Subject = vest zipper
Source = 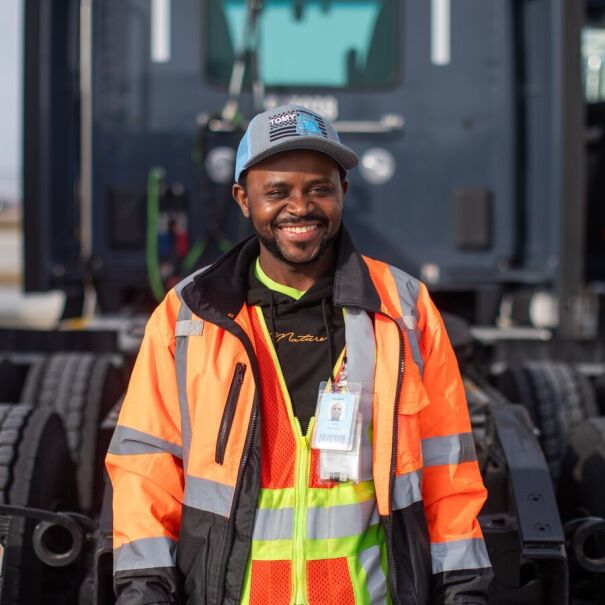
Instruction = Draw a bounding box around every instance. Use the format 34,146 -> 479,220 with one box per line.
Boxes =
293,418 -> 311,604
216,362 -> 247,464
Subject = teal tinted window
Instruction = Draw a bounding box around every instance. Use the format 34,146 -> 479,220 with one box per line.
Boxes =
206,0 -> 398,89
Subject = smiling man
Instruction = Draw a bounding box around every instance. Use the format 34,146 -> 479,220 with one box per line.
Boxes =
107,105 -> 492,604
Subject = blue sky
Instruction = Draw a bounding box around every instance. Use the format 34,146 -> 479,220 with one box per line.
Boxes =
0,0 -> 22,202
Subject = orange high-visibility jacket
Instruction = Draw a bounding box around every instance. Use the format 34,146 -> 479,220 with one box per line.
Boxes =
106,229 -> 492,604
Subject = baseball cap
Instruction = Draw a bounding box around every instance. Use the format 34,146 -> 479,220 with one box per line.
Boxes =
234,104 -> 358,182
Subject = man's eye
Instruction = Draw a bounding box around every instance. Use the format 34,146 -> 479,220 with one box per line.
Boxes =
310,187 -> 331,195
267,190 -> 287,198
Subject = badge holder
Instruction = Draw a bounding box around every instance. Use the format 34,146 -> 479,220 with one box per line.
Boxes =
312,381 -> 363,483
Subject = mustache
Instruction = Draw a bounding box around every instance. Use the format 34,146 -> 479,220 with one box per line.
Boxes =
272,214 -> 328,228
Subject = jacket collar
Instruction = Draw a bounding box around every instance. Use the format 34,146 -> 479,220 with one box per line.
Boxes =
181,226 -> 381,325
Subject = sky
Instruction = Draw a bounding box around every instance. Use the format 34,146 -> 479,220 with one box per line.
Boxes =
0,0 -> 22,203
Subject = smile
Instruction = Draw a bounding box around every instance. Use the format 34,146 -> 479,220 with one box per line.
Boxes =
279,224 -> 320,234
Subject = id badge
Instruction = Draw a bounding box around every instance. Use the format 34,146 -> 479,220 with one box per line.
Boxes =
319,414 -> 362,483
312,382 -> 361,452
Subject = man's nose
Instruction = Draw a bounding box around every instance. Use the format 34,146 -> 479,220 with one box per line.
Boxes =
286,191 -> 312,216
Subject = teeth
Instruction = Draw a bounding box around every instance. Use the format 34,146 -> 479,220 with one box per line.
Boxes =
282,225 -> 318,234
283,225 -> 317,233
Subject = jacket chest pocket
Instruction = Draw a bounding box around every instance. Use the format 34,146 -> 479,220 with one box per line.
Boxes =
396,397 -> 429,473
215,362 -> 246,465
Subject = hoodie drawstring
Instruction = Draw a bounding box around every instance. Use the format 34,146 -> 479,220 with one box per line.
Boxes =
268,293 -> 277,343
321,297 -> 336,386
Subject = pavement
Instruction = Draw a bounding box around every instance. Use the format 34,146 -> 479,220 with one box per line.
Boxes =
0,204 -> 64,328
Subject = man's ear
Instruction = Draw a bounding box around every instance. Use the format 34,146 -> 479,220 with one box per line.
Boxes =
232,183 -> 250,218
341,178 -> 349,195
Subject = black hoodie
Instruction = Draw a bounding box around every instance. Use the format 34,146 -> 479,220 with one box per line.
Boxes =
247,264 -> 345,434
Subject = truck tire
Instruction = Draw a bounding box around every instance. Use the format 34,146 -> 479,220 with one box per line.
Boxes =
18,356 -> 47,405
539,362 -> 584,431
19,353 -> 124,513
0,404 -> 79,605
495,364 -> 537,423
594,374 -> 605,415
573,370 -> 599,418
0,359 -> 28,404
523,361 -> 567,480
560,417 -> 605,520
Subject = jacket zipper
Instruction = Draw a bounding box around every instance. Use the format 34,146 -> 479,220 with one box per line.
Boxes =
215,325 -> 260,605
381,311 -> 405,604
216,362 -> 247,464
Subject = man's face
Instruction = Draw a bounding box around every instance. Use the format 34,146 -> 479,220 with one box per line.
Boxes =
330,402 -> 343,421
233,150 -> 347,266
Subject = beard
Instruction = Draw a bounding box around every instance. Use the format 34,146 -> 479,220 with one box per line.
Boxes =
253,215 -> 340,267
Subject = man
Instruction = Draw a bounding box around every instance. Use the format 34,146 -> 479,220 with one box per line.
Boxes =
106,104 -> 492,604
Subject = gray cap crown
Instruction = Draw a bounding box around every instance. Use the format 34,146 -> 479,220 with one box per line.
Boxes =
234,104 -> 358,182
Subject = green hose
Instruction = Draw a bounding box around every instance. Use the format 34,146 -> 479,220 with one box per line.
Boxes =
182,239 -> 206,273
146,167 -> 166,302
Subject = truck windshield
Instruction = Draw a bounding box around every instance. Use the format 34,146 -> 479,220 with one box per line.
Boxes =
206,0 -> 398,89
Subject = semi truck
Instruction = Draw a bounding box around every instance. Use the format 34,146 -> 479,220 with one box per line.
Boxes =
1,0 -> 605,602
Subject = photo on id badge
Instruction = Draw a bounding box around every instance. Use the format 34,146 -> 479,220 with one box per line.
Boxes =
313,384 -> 360,451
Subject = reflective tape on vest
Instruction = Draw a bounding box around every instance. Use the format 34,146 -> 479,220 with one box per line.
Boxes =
108,425 -> 182,459
421,432 -> 477,467
359,545 -> 388,604
430,537 -> 491,573
252,507 -> 294,541
183,475 -> 234,518
392,469 -> 422,510
114,536 -> 176,572
307,499 -> 380,540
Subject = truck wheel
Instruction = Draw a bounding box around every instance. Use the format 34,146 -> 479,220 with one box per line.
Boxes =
538,361 -> 585,441
19,353 -> 124,513
573,369 -> 599,418
523,361 -> 567,480
595,374 -> 605,415
18,356 -> 47,405
560,417 -> 605,520
0,404 -> 80,605
495,364 -> 538,423
0,359 -> 28,404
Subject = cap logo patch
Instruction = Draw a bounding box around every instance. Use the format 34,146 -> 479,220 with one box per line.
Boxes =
269,110 -> 328,142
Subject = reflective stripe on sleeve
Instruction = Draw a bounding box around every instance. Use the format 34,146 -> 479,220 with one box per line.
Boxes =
392,469 -> 422,510
430,537 -> 491,573
421,432 -> 477,467
359,545 -> 388,604
307,499 -> 379,540
113,536 -> 176,572
175,304 -> 192,471
174,267 -> 208,470
183,474 -> 234,518
108,425 -> 182,459
344,308 -> 376,482
388,266 -> 424,376
252,507 -> 294,541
